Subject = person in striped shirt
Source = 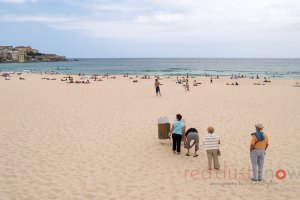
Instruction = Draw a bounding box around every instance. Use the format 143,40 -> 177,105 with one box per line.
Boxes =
203,127 -> 220,170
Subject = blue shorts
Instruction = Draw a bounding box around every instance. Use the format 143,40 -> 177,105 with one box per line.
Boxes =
156,87 -> 160,93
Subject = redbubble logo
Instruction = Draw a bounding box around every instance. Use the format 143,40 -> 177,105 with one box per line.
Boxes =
185,162 -> 299,182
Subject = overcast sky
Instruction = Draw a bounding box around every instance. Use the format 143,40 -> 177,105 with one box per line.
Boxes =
0,0 -> 300,58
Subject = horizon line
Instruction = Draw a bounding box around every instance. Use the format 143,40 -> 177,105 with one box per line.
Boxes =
67,57 -> 300,59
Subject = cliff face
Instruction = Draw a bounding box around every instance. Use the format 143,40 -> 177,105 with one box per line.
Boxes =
26,52 -> 67,62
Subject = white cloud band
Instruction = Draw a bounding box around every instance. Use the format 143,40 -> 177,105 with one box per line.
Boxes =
1,0 -> 300,40
0,0 -> 37,4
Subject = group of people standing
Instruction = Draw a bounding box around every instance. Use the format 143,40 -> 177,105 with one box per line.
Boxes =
168,114 -> 269,181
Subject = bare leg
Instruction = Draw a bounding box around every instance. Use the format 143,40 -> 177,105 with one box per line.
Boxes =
190,141 -> 198,157
186,148 -> 190,156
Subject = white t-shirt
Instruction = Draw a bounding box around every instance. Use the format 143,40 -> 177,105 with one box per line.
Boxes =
203,133 -> 220,150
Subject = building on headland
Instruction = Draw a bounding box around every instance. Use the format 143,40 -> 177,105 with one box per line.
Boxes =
0,45 -> 66,63
0,49 -> 11,60
11,50 -> 19,61
15,46 -> 33,54
0,46 -> 13,51
18,51 -> 25,63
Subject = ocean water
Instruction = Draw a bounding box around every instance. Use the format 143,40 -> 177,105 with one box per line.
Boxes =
1,58 -> 300,79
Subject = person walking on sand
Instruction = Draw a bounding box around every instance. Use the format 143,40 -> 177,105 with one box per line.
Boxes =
250,123 -> 269,181
203,127 -> 220,170
184,128 -> 199,157
169,114 -> 185,154
155,79 -> 161,96
185,79 -> 190,91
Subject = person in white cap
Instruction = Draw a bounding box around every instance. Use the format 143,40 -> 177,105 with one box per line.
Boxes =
250,123 -> 269,181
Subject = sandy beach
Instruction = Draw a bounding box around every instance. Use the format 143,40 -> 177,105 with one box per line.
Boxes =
1,73 -> 300,200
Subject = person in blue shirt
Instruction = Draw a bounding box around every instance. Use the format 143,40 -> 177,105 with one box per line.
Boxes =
169,114 -> 185,154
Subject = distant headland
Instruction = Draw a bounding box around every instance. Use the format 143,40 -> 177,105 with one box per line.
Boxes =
0,46 -> 67,63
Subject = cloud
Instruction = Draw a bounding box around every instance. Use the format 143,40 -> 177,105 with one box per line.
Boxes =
1,0 -> 300,41
0,0 -> 37,4
1,14 -> 73,23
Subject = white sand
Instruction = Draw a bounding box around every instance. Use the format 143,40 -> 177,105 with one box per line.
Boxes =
0,73 -> 300,200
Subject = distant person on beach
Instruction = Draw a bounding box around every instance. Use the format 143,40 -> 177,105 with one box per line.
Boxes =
203,127 -> 220,170
250,123 -> 269,181
184,128 -> 199,157
193,80 -> 201,86
155,79 -> 161,96
294,82 -> 300,87
185,79 -> 190,91
193,80 -> 197,86
176,77 -> 182,84
210,77 -> 213,84
169,114 -> 185,154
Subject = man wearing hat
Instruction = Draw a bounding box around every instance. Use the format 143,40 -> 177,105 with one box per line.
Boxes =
250,123 -> 269,181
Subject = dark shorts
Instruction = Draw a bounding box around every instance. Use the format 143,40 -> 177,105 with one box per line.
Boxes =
156,87 -> 160,93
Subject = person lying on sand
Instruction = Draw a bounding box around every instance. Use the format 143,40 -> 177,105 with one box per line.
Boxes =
253,83 -> 265,86
74,80 -> 90,84
81,80 -> 90,84
19,77 -> 25,80
263,78 -> 271,83
2,73 -> 10,77
226,82 -> 239,85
